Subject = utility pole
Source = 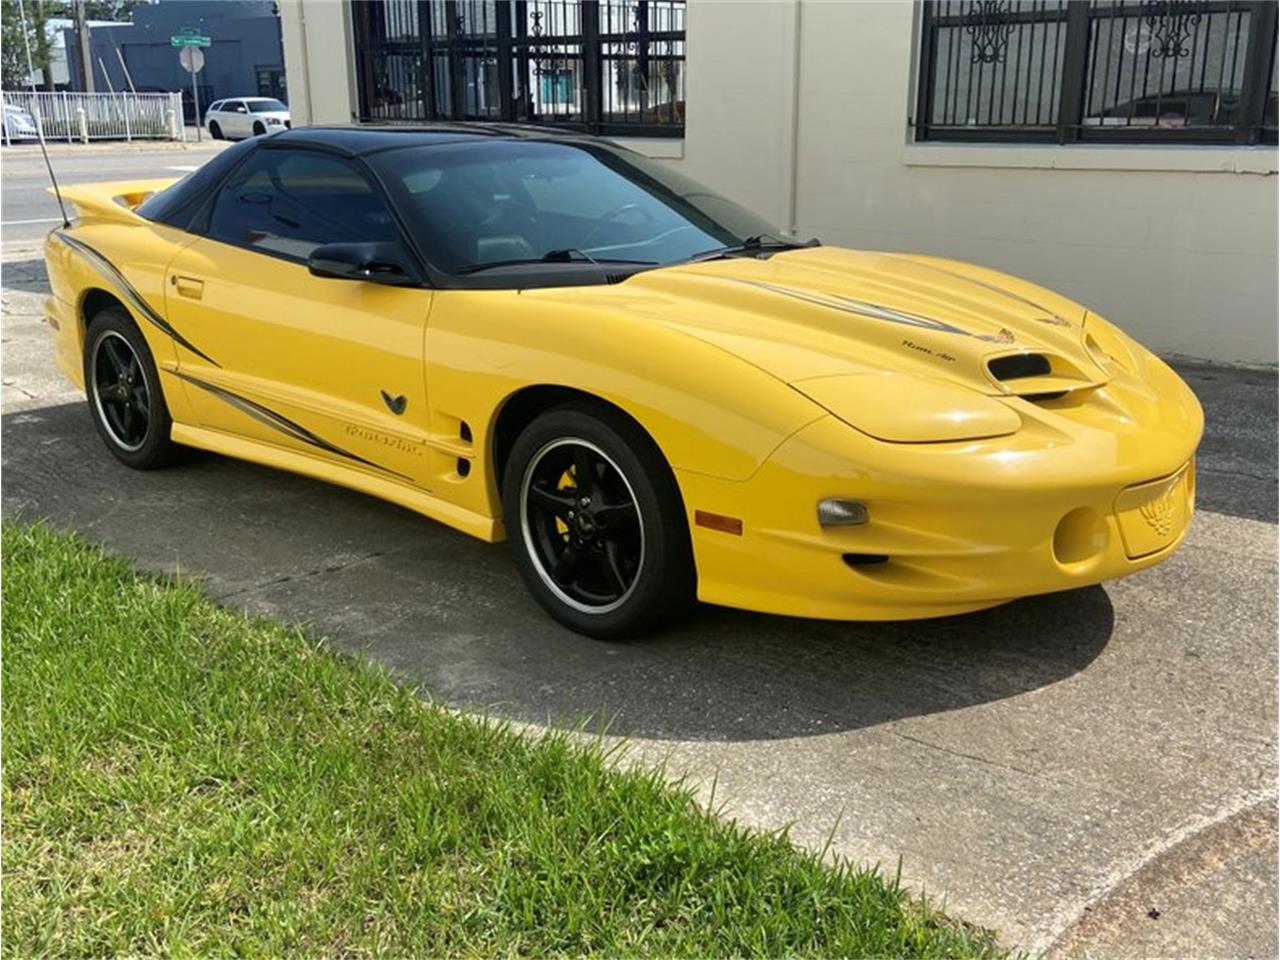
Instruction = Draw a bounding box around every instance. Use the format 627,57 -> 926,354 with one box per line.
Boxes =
73,0 -> 94,92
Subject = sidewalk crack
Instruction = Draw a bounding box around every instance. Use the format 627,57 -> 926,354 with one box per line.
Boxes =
213,550 -> 386,601
890,730 -> 1104,795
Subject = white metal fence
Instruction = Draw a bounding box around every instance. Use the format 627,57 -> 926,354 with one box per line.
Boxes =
1,91 -> 185,144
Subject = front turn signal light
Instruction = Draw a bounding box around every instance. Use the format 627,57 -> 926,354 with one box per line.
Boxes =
818,499 -> 869,527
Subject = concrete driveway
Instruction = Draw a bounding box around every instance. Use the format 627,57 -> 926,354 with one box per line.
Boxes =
3,223 -> 1276,955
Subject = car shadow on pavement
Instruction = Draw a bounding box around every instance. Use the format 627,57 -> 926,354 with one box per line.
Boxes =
3,401 -> 1113,743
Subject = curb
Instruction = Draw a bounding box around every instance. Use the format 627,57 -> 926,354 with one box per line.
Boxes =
2,139 -> 230,156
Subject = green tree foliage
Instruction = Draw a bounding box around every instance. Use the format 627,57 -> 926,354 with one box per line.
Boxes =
2,0 -> 41,90
2,0 -> 143,91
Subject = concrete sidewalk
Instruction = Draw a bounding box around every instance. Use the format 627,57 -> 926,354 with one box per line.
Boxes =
2,241 -> 1276,956
1,133 -> 230,155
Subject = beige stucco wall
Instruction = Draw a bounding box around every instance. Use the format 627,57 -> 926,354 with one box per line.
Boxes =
279,0 -> 357,126
279,0 -> 1279,364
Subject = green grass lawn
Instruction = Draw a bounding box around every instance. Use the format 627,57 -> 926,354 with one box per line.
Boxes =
2,519 -> 1005,957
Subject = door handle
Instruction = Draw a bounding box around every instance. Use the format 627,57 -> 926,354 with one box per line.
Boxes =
172,275 -> 204,300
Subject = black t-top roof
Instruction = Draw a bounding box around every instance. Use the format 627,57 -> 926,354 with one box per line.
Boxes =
268,123 -> 602,156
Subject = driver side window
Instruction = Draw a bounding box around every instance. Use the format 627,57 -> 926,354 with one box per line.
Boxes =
205,148 -> 399,261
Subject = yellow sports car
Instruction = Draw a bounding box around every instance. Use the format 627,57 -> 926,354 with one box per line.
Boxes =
42,125 -> 1202,638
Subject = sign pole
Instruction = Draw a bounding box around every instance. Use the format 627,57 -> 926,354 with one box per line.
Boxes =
191,65 -> 201,141
174,32 -> 210,141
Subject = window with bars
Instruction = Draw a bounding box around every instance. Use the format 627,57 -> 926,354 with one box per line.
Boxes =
350,0 -> 686,136
915,1 -> 1278,144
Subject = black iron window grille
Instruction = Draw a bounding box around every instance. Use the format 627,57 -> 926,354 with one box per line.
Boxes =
915,0 -> 1278,144
351,0 -> 686,136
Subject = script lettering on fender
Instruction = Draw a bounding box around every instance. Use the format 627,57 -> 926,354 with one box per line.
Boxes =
344,423 -> 423,456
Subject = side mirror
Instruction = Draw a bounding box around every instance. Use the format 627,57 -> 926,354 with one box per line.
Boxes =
308,242 -> 420,287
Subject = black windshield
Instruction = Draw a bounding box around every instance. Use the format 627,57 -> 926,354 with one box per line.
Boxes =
366,139 -> 780,275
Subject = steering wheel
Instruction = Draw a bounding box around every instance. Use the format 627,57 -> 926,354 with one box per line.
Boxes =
581,203 -> 655,247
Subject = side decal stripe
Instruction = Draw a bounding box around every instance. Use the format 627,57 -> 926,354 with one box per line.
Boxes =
172,371 -> 413,482
55,231 -> 221,367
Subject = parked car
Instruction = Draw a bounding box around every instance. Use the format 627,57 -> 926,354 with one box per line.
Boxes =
40,125 -> 1203,638
205,97 -> 290,140
2,103 -> 39,142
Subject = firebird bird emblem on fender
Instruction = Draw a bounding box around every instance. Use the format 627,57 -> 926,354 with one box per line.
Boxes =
1139,487 -> 1178,536
381,390 -> 407,415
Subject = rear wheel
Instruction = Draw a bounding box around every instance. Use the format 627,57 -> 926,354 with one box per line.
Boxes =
209,120 -> 222,139
83,306 -> 179,470
252,120 -> 266,136
502,403 -> 695,639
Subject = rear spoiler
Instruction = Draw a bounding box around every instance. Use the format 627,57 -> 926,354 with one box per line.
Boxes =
46,178 -> 178,225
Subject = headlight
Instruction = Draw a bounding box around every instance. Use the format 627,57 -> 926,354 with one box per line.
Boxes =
791,372 -> 1021,443
267,117 -> 285,125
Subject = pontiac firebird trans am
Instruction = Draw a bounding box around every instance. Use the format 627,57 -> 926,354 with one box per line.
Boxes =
42,125 -> 1203,638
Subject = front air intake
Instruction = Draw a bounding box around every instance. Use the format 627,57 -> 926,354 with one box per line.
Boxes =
988,353 -> 1051,381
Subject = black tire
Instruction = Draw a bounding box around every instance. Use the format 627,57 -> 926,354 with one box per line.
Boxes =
83,306 -> 179,470
209,120 -> 222,140
502,402 -> 695,639
252,121 -> 266,136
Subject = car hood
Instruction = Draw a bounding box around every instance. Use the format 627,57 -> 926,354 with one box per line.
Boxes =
610,246 -> 1110,399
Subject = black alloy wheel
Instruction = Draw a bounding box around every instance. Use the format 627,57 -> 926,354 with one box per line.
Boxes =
209,120 -> 222,139
503,403 -> 695,639
522,438 -> 643,613
92,330 -> 150,451
83,305 -> 179,470
252,120 -> 266,136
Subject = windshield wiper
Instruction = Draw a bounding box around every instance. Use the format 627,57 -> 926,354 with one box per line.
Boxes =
455,253 -> 659,275
541,248 -> 596,263
690,233 -> 820,262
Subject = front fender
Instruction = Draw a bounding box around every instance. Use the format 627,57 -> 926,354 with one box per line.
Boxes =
425,287 -> 824,521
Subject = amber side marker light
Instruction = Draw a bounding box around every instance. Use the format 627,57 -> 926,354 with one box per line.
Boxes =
695,510 -> 743,535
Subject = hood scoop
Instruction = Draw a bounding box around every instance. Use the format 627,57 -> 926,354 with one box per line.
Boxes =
985,350 -> 1104,402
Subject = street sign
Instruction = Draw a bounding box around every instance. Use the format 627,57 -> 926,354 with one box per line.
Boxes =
171,30 -> 211,47
178,46 -> 204,73
177,44 -> 207,143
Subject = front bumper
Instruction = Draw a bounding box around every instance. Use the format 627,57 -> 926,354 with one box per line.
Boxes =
678,358 -> 1203,621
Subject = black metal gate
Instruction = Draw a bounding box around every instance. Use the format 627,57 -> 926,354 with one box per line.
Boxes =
351,0 -> 686,136
915,0 -> 1278,144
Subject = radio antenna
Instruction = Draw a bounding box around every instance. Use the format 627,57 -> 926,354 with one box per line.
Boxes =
17,0 -> 71,228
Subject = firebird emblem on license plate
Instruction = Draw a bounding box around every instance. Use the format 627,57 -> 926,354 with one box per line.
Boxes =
1139,486 -> 1177,536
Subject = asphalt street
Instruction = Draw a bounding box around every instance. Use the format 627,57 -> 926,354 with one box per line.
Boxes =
2,143 -> 1276,956
1,140 -> 229,242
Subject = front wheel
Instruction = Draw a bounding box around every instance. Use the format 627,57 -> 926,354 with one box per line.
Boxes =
208,120 -> 222,139
502,403 -> 695,639
252,121 -> 266,136
83,306 -> 179,470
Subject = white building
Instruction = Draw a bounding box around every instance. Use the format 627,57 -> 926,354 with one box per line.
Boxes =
280,0 -> 1278,364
